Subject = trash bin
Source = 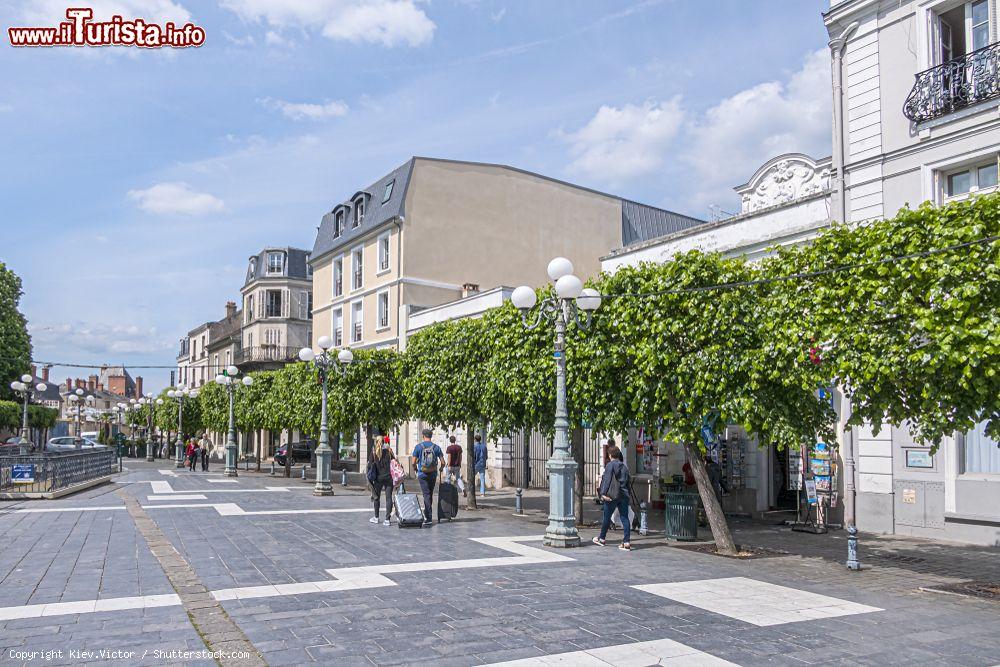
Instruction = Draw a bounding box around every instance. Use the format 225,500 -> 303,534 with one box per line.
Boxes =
664,492 -> 699,541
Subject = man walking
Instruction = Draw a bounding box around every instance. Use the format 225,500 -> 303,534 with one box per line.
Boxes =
445,435 -> 466,497
199,433 -> 211,471
473,433 -> 488,496
411,428 -> 445,526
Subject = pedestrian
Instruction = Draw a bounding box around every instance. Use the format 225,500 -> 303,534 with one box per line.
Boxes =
593,444 -> 631,551
473,433 -> 488,496
368,437 -> 397,526
200,438 -> 210,471
444,435 -> 466,497
411,428 -> 445,526
189,441 -> 200,471
185,439 -> 195,469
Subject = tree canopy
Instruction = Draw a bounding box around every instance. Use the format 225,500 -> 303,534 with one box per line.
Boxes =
0,263 -> 32,402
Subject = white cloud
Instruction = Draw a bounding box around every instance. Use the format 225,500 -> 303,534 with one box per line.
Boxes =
221,30 -> 254,46
258,97 -> 350,121
127,182 -> 225,216
17,0 -> 190,25
0,103 -> 12,113
220,0 -> 435,47
559,98 -> 685,186
30,322 -> 174,356
491,8 -> 507,22
683,49 -> 832,208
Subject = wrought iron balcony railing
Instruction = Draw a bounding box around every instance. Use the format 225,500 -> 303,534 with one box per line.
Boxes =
235,345 -> 298,364
904,42 -> 1000,123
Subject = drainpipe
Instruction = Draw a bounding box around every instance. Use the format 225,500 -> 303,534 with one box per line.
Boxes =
829,21 -> 860,225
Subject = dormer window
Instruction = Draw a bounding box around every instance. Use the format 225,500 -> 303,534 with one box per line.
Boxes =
383,180 -> 394,203
267,252 -> 285,275
353,199 -> 364,228
248,258 -> 256,277
334,210 -> 345,238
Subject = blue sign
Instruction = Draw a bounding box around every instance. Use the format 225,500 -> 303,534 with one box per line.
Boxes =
12,464 -> 35,484
553,351 -> 563,359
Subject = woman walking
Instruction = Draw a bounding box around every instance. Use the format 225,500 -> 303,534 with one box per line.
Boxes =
369,437 -> 397,526
593,444 -> 631,551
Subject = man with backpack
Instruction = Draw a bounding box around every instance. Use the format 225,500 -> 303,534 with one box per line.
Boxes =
411,428 -> 445,526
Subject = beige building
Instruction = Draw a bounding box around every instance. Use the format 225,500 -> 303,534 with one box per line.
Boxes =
309,156 -> 704,469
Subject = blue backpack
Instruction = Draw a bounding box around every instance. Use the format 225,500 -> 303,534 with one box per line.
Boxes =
418,444 -> 438,474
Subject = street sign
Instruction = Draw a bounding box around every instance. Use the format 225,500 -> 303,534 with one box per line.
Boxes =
12,464 -> 35,484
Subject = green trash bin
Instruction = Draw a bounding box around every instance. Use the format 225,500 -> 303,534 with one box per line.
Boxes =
664,492 -> 699,541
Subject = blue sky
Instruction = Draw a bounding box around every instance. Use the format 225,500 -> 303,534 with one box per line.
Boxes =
0,0 -> 831,391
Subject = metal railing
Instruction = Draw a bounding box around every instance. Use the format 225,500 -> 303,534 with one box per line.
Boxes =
0,449 -> 117,494
904,42 -> 1000,122
235,346 -> 299,364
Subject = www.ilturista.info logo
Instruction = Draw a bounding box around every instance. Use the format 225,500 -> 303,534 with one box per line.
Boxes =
8,7 -> 206,48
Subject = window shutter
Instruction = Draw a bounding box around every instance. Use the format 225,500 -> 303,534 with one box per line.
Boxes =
282,289 -> 290,318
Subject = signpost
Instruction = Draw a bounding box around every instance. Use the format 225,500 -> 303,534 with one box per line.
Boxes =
12,464 -> 35,484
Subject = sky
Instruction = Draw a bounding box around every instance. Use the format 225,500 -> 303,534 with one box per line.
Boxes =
0,0 -> 832,392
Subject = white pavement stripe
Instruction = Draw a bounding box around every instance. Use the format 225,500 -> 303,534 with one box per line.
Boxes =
158,470 -> 178,477
213,536 -> 572,601
633,577 -> 882,626
3,503 -> 372,517
146,494 -> 207,501
206,479 -> 239,484
0,506 -> 125,514
0,536 -> 571,619
483,638 -> 738,666
142,480 -> 298,494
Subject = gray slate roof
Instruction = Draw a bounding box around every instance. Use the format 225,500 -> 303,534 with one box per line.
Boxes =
245,247 -> 312,285
207,309 -> 242,351
311,160 -> 412,263
98,366 -> 135,396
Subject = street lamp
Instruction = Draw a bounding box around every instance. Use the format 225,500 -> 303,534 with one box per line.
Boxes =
67,388 -> 85,437
167,387 -> 193,469
216,365 -> 252,477
513,257 -> 602,548
299,336 -> 353,496
138,393 -> 154,461
9,374 -> 47,451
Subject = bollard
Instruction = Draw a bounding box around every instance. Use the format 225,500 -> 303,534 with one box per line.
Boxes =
269,461 -> 275,476
301,465 -> 307,480
639,501 -> 649,536
846,525 -> 861,570
515,488 -> 523,515
341,467 -> 348,487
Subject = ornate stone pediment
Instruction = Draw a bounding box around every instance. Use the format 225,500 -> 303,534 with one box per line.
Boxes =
735,154 -> 832,214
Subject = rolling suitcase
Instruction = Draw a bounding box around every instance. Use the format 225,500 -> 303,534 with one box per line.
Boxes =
394,485 -> 425,528
438,481 -> 459,522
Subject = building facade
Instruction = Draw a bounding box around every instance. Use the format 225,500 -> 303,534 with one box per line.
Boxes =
309,156 -> 705,469
824,0 -> 1000,544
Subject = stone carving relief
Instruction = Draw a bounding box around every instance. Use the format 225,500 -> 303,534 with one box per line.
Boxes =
738,156 -> 831,214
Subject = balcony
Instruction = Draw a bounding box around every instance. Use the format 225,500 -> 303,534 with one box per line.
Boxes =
235,345 -> 298,365
904,42 -> 1000,123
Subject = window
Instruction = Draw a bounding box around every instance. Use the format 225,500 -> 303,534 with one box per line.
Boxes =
335,210 -> 345,238
351,301 -> 363,343
226,350 -> 231,366
971,0 -> 989,52
305,253 -> 312,277
248,258 -> 256,278
333,257 -> 343,297
246,294 -> 254,323
963,421 -> 1000,473
267,252 -> 284,275
378,233 -> 390,272
298,290 -> 310,319
377,290 -> 390,330
944,157 -> 999,198
333,308 -> 343,347
351,247 -> 363,290
353,199 -> 364,228
265,289 -> 283,318
247,332 -> 252,349
382,179 -> 394,203
936,1 -> 992,63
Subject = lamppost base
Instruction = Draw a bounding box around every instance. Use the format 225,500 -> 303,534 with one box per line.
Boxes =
175,460 -> 185,469
146,455 -> 155,463
313,484 -> 334,497
543,532 -> 581,549
224,468 -> 239,478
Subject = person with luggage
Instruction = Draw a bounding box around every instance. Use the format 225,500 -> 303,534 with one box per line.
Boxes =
368,438 -> 397,526
593,444 -> 632,551
473,433 -> 488,496
444,435 -> 466,497
411,428 -> 445,526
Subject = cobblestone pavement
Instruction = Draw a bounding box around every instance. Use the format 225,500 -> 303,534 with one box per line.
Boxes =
0,460 -> 998,666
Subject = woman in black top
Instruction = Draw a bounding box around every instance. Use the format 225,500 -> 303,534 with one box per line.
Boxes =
369,440 -> 396,526
593,445 -> 631,550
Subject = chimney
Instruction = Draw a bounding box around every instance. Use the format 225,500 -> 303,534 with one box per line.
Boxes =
75,379 -> 84,390
97,383 -> 104,392
461,283 -> 480,298
135,376 -> 143,397
66,378 -> 73,392
225,301 -> 237,319
30,364 -> 37,378
41,367 -> 49,382
88,375 -> 97,392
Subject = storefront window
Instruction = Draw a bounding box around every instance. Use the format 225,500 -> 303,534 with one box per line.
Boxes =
963,422 -> 1000,474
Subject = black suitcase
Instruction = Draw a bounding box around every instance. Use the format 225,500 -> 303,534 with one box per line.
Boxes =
394,487 -> 425,528
438,481 -> 459,522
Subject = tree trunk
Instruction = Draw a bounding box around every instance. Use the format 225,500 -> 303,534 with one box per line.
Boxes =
571,428 -> 585,526
682,439 -> 738,556
465,423 -> 478,510
284,430 -> 292,478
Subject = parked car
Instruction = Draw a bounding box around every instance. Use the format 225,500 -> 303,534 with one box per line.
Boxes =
45,436 -> 109,453
274,440 -> 315,466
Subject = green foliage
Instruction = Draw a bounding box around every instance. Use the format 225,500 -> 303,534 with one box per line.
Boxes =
327,349 -> 408,435
770,193 -> 1000,448
0,263 -> 32,402
154,389 -> 203,438
0,401 -> 58,430
196,381 -> 228,433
